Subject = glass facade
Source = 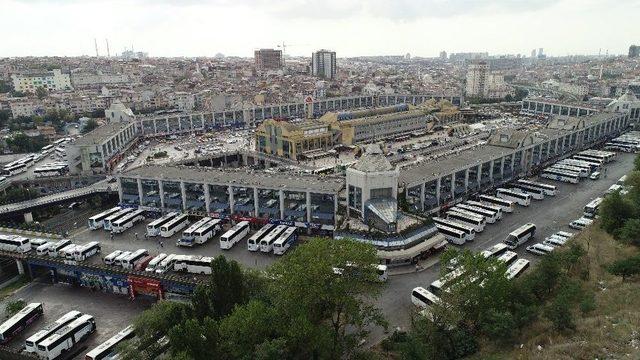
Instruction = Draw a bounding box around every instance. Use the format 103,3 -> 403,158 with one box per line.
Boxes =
209,185 -> 230,216
232,186 -> 255,217
141,180 -> 160,208
184,182 -> 206,212
121,178 -> 139,205
163,181 -> 183,211
284,190 -> 306,221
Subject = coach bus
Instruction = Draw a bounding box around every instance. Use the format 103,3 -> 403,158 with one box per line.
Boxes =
177,217 -> 212,247
446,210 -> 485,232
247,223 -> 275,251
103,208 -> 134,231
540,168 -> 580,184
496,250 -> 518,267
429,267 -> 465,296
88,207 -> 122,230
47,239 -> 72,257
36,314 -> 96,360
505,259 -> 530,280
121,249 -> 149,270
496,188 -> 531,206
453,203 -> 500,223
258,224 -> 287,253
411,287 -> 440,309
160,214 -> 190,238
559,158 -> 601,172
579,150 -> 615,163
111,209 -> 145,234
3,163 -> 27,176
25,310 -> 82,353
85,324 -> 135,360
146,212 -> 178,237
144,253 -> 168,273
220,221 -> 250,250
464,201 -> 503,219
174,255 -> 213,275
504,223 -> 536,249
583,197 -> 604,219
0,303 -> 43,344
510,184 -> 545,200
0,235 -> 31,253
550,164 -> 589,177
432,217 -> 475,241
480,243 -> 509,259
556,160 -> 592,173
478,194 -> 515,213
435,224 -> 468,245
192,219 -> 222,245
516,179 -> 557,196
155,254 -> 178,274
73,242 -> 101,261
34,165 -> 68,178
273,226 -> 297,255
572,155 -> 605,166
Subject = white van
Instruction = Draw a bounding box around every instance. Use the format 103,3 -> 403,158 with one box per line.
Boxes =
569,217 -> 593,230
526,243 -> 555,256
103,250 -> 123,265
411,287 -> 440,308
589,171 -> 601,180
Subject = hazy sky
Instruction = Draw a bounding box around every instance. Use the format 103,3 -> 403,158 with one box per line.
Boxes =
1,0 -> 639,58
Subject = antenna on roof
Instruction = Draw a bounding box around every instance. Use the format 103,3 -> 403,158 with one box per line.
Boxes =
105,38 -> 110,58
94,38 -> 99,57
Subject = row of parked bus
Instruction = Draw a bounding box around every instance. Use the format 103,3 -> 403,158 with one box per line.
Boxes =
411,243 -> 531,315
177,217 -> 222,247
246,223 -> 298,255
604,133 -> 640,153
541,150 -> 614,184
103,250 -> 215,275
87,207 -> 146,234
0,235 -> 101,262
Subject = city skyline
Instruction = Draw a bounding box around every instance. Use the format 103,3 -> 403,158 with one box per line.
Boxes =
1,0 -> 639,58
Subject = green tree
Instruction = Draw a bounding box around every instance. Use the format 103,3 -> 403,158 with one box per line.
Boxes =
545,295 -> 575,331
35,86 -> 48,100
168,317 -> 219,360
6,133 -> 48,153
634,154 -> 640,172
218,300 -> 280,359
5,300 -> 26,317
82,119 -> 99,134
599,191 -> 636,235
618,219 -> 640,246
209,255 -> 248,319
606,255 -> 640,281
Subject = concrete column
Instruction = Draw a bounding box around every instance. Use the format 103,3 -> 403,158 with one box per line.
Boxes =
306,192 -> 312,223
435,177 -> 441,206
476,164 -> 481,187
500,157 -> 505,179
464,169 -> 470,192
253,188 -> 259,217
180,182 -> 187,211
228,186 -> 235,215
117,177 -> 124,203
159,180 -> 166,210
420,182 -> 426,211
16,260 -> 24,275
450,174 -> 455,200
137,178 -> 144,207
204,184 -> 211,214
489,162 -> 494,183
279,189 -> 285,220
23,212 -> 33,223
334,194 -> 338,228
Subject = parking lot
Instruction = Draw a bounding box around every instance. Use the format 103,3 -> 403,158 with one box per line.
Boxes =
0,281 -> 151,359
369,151 -> 636,345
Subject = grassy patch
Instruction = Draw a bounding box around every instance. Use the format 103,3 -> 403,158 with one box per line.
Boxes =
0,275 -> 30,301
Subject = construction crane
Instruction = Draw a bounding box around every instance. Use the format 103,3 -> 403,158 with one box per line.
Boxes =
277,42 -> 308,69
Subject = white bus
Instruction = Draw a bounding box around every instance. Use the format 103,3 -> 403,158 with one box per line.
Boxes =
432,217 -> 475,241
247,223 -> 275,251
273,226 -> 298,255
178,217 -> 213,246
465,200 -> 503,220
579,150 -> 615,163
584,197 -> 604,219
446,210 -> 485,232
88,207 -> 122,230
550,164 -> 589,178
29,238 -> 48,250
605,142 -> 638,153
36,314 -> 96,360
496,250 -> 518,267
617,175 -> 627,186
0,235 -> 31,253
572,155 -> 605,166
36,242 -> 54,256
505,259 -> 530,280
429,267 -> 465,296
103,250 -> 123,265
3,163 -> 27,176
174,255 -> 213,275
559,158 -> 601,172
192,219 -> 222,245
155,254 -> 178,274
73,241 -> 101,261
220,221 -> 250,250
0,303 -> 43,344
146,212 -> 179,237
453,203 -> 499,223
145,253 -> 168,273
85,324 -> 135,360
113,251 -> 132,267
259,225 -> 287,253
510,185 -> 544,200
516,179 -> 557,196
411,287 -> 440,309
478,195 -> 515,213
121,249 -> 149,270
111,209 -> 145,234
34,165 -> 68,178
25,310 -> 82,353
103,208 -> 134,231
435,224 -> 468,245
160,214 -> 190,238
556,160 -> 592,173
41,145 -> 54,153
540,168 -> 580,184
504,223 -> 536,249
48,239 -> 72,257
496,188 -> 531,206
480,243 -> 509,259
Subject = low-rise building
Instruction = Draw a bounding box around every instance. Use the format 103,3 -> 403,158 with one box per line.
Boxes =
255,119 -> 334,160
11,69 -> 72,93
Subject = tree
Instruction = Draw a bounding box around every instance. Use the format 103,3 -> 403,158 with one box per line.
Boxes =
6,133 -> 48,153
82,119 -> 99,134
5,300 -> 26,317
218,300 -> 280,359
545,295 -> 575,331
599,191 -> 636,235
36,86 -> 48,100
209,255 -> 248,319
634,155 -> 640,172
267,238 -> 387,359
168,317 -> 219,360
618,219 -> 640,246
606,255 -> 640,281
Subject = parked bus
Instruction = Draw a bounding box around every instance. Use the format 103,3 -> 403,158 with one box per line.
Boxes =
29,238 -> 48,250
496,188 -> 531,206
247,223 -> 275,251
103,208 -> 134,231
3,163 -> 27,176
273,227 -> 297,255
48,239 -> 72,257
540,168 -> 580,184
25,310 -> 82,354
0,303 -> 43,344
572,155 -> 605,166
155,254 -> 178,274
510,184 -> 544,200
191,219 -> 222,245
121,249 -> 149,270
85,325 -> 134,360
505,259 -> 530,280
411,287 -> 440,309
103,250 -> 123,265
146,212 -> 178,237
429,267 -> 465,296
432,217 -> 475,241
496,250 -> 518,267
617,175 -> 628,186
550,164 -> 589,177
73,241 -> 101,261
435,224 -> 468,245
556,160 -> 592,173
478,194 -> 515,213
453,203 -> 499,223
0,235 -> 31,253
36,314 -> 96,360
174,255 -> 213,275
504,223 -> 536,249
220,221 -> 250,250
605,142 -> 638,153
480,243 -> 509,259
113,251 -> 132,267
178,217 -> 213,246
464,200 -> 503,219
88,207 -> 122,230
36,242 -> 54,256
558,158 -> 601,172
579,150 -> 615,163
34,165 -> 68,178
41,144 -> 54,153
145,253 -> 168,273
258,225 -> 287,252
160,214 -> 190,238
516,179 -> 557,196
111,209 -> 145,234
584,197 -> 604,219
445,210 -> 485,232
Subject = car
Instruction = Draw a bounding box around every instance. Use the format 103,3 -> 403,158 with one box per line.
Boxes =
543,236 -> 567,247
526,243 -> 555,256
68,201 -> 82,209
589,171 -> 601,180
569,217 -> 593,230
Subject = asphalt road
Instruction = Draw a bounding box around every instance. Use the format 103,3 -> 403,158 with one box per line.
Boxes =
367,152 -> 636,345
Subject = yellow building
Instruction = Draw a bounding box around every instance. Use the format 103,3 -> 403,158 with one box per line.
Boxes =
255,119 -> 335,160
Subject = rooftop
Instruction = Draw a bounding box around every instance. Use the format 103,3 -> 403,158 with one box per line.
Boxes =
73,122 -> 133,146
121,165 -> 344,193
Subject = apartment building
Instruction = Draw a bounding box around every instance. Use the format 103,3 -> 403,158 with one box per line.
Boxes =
254,49 -> 282,71
311,50 -> 337,80
11,69 -> 72,93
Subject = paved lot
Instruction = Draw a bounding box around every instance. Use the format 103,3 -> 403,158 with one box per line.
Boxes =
0,282 -> 151,359
368,152 -> 635,345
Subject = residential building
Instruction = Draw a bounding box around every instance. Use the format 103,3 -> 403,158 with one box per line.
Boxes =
11,69 -> 72,93
255,119 -> 335,160
465,61 -> 511,99
629,45 -> 640,58
254,49 -> 282,71
311,50 -> 337,80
